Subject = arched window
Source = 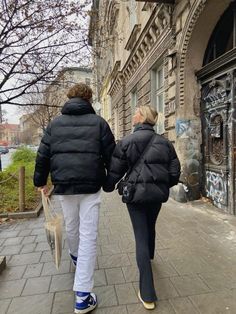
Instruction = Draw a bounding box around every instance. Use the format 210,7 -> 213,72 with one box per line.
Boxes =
203,2 -> 236,66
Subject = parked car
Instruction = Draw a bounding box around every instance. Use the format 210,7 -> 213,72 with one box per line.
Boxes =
0,146 -> 9,154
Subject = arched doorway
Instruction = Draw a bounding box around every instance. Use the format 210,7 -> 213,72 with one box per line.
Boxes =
197,2 -> 236,214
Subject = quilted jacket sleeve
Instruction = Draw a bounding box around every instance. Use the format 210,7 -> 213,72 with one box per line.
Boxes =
103,140 -> 129,192
168,142 -> 181,187
33,124 -> 51,187
100,120 -> 116,170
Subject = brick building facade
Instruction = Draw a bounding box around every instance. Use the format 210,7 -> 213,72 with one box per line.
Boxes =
90,0 -> 236,215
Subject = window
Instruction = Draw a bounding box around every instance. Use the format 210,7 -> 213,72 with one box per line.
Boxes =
152,66 -> 165,134
131,88 -> 137,117
114,108 -> 119,140
129,0 -> 137,30
203,2 -> 235,65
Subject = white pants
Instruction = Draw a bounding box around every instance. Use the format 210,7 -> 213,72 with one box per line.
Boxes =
59,190 -> 101,292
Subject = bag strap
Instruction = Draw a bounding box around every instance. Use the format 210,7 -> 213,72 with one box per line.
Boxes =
127,133 -> 156,179
41,190 -> 57,221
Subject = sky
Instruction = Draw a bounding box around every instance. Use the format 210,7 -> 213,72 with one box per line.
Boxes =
1,0 -> 92,125
3,104 -> 20,124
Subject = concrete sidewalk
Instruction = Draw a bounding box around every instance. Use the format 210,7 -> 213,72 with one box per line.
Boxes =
0,192 -> 236,314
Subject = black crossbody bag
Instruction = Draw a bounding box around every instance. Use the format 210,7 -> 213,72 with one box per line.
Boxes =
117,134 -> 156,203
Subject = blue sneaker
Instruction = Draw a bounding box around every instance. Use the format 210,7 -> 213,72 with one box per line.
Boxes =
74,291 -> 97,314
70,253 -> 77,267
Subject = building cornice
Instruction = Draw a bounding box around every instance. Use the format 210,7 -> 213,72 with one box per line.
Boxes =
108,4 -> 173,96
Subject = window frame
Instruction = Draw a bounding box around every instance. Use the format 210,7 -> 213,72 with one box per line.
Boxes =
151,64 -> 165,134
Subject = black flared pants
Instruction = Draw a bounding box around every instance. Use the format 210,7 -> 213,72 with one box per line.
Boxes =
127,203 -> 161,302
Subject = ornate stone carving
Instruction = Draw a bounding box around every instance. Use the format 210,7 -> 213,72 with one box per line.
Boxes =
110,4 -> 173,95
178,0 -> 207,106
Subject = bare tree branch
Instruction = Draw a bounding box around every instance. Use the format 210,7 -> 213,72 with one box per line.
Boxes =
0,0 -> 92,107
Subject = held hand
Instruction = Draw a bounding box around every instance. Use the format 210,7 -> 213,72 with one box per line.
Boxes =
38,186 -> 49,196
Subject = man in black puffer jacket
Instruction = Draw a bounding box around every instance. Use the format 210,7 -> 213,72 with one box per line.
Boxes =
34,83 -> 115,314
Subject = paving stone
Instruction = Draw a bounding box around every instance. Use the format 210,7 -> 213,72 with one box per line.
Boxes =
94,305 -> 128,314
169,297 -> 199,314
20,243 -> 37,254
152,261 -> 178,279
0,238 -> 5,246
41,260 -> 70,276
7,293 -> 54,314
22,276 -> 51,296
23,263 -> 43,278
2,237 -> 24,246
128,252 -> 137,265
8,252 -> 41,266
170,275 -> 210,297
118,240 -> 135,253
94,269 -> 107,287
50,273 -> 74,292
0,230 -> 19,239
0,299 -> 11,314
122,265 -> 139,282
0,265 -> 26,281
97,245 -> 102,256
105,268 -> 125,285
51,291 -> 74,314
190,289 -> 236,314
98,227 -> 111,236
31,228 -> 45,236
35,241 -> 51,251
0,279 -> 26,298
97,235 -> 109,245
154,278 -> 180,300
198,271 -> 236,290
63,239 -> 69,249
0,245 -> 23,255
40,251 -> 53,262
127,300 -> 175,314
115,283 -> 138,305
101,243 -> 121,255
22,235 -> 36,244
170,256 -> 215,275
98,253 -> 131,268
93,285 -> 118,307
35,234 -> 47,242
18,229 -> 33,237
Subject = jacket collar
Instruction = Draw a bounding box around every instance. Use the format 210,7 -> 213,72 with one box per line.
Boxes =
61,97 -> 96,115
133,123 -> 155,132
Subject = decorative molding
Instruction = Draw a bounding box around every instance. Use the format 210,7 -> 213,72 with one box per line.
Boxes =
109,4 -> 173,96
125,24 -> 141,50
196,48 -> 236,81
178,0 -> 207,106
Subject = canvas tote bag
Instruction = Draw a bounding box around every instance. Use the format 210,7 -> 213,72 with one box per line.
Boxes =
41,191 -> 63,269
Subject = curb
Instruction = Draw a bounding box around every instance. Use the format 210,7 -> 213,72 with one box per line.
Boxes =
0,256 -> 6,274
0,202 -> 43,219
0,187 -> 53,220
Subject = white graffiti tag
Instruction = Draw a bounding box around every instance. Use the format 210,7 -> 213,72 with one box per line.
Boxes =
206,171 -> 227,205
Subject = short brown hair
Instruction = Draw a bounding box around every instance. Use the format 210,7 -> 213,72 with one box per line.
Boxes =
67,83 -> 93,100
139,105 -> 158,126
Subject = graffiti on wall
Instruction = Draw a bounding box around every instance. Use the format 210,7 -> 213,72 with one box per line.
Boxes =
205,170 -> 227,206
176,119 -> 201,200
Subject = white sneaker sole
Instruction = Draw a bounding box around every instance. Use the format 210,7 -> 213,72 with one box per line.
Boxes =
74,303 -> 97,314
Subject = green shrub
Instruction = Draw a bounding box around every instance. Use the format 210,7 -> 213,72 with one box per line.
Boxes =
0,148 -> 40,213
12,147 -> 36,163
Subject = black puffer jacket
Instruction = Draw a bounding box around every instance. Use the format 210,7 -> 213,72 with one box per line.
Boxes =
34,97 -> 115,194
104,123 -> 181,204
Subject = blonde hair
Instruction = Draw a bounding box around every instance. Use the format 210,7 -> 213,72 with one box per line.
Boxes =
67,83 -> 93,100
139,105 -> 158,126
